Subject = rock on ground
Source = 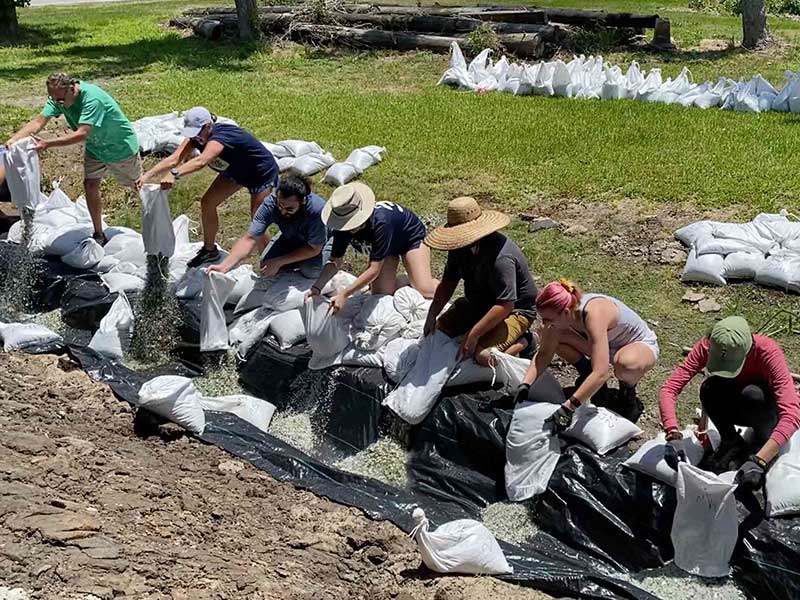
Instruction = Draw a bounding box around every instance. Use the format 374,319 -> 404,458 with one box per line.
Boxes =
0,352 -> 549,600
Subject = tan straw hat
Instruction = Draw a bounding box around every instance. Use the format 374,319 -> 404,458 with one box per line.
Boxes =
322,182 -> 376,231
425,197 -> 511,250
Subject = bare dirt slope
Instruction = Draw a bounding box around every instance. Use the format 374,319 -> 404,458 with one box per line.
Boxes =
0,352 -> 550,600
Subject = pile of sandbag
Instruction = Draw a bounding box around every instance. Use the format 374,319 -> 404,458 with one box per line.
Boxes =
439,42 -> 800,115
675,211 -> 800,292
132,112 -> 237,155
323,146 -> 387,186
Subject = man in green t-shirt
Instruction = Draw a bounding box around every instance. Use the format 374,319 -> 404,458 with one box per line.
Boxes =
5,72 -> 141,244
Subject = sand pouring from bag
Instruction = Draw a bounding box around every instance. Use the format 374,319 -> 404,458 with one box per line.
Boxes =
194,351 -> 245,397
0,216 -> 39,318
335,438 -> 409,488
128,256 -> 181,365
270,412 -> 318,453
622,564 -> 746,600
480,501 -> 539,545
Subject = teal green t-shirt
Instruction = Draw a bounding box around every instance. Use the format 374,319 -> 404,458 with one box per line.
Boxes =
41,81 -> 139,164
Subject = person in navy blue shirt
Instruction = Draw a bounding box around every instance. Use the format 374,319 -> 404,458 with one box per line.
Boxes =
207,175 -> 328,279
138,107 -> 279,268
308,182 -> 438,314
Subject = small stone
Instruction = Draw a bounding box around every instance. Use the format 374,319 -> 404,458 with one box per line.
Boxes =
698,298 -> 722,313
527,217 -> 560,232
682,291 -> 706,303
217,460 -> 244,474
362,545 -> 387,565
564,224 -> 588,235
659,246 -> 688,265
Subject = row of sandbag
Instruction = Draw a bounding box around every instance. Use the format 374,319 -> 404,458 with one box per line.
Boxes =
438,42 -> 800,114
131,111 -> 386,185
675,211 -> 800,291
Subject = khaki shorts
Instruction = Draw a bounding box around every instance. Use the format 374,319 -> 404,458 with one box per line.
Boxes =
84,153 -> 142,190
437,297 -> 534,352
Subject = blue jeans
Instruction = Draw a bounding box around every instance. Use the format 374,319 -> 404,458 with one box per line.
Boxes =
262,233 -> 332,279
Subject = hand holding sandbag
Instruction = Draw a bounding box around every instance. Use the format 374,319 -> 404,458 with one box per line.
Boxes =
513,383 -> 530,405
664,443 -> 688,471
545,403 -> 574,432
736,456 -> 767,490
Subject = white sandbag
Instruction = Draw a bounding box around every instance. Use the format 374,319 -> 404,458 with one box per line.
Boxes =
263,272 -> 314,312
446,358 -> 495,388
765,430 -> 800,517
172,214 -> 191,248
320,342 -> 386,369
0,322 -> 62,351
438,42 -> 477,90
61,238 -> 104,269
410,508 -> 512,575
88,291 -> 134,359
226,264 -> 255,305
277,140 -> 323,157
514,64 -> 539,96
103,225 -> 138,241
352,294 -> 406,351
754,251 -> 800,293
532,61 -> 555,96
321,271 -> 358,296
101,272 -> 145,294
3,137 -> 41,212
623,61 -> 645,97
600,65 -> 628,100
323,162 -> 360,186
674,220 -> 718,247
174,267 -> 206,299
752,212 -> 800,245
695,236 -> 764,257
383,331 -> 459,425
681,249 -> 726,286
38,181 -> 72,212
771,71 -> 798,112
383,337 -> 420,383
104,233 -> 146,266
200,271 -> 236,352
137,375 -> 205,435
551,60 -> 572,97
262,141 -> 292,159
622,430 -> 706,486
676,81 -> 710,107
42,225 -> 94,257
345,146 -> 386,172
693,78 -> 731,109
562,404 -> 643,455
139,184 -> 175,258
277,156 -> 296,172
657,67 -> 695,104
401,319 -> 425,340
200,394 -> 276,433
723,251 -> 765,280
110,261 -> 146,277
93,255 -> 120,274
393,286 -> 431,323
303,297 -> 353,362
671,464 -> 738,578
467,49 -> 493,84
505,401 -> 561,501
228,306 -> 276,358
491,350 -> 530,392
634,69 -> 663,103
289,152 -> 336,177
268,308 -> 306,349
710,221 -> 777,254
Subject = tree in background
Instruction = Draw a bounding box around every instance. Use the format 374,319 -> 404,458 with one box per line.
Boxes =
741,0 -> 771,48
1,0 -> 30,43
235,0 -> 259,41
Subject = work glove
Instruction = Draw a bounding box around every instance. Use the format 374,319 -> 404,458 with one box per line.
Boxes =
514,383 -> 531,405
735,455 -> 767,490
663,429 -> 687,471
545,404 -> 574,433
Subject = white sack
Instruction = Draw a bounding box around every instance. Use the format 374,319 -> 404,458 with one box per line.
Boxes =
352,294 -> 406,351
438,42 -> 477,90
263,272 -> 314,312
139,184 -> 176,258
228,307 -> 276,358
61,238 -> 104,269
622,430 -> 706,486
446,359 -> 495,388
225,264 -> 255,305
345,146 -> 385,171
101,272 -> 145,294
765,430 -> 800,517
42,226 -> 94,257
383,337 -> 420,383
467,49 -> 493,84
289,152 -> 336,177
137,375 -> 205,435
491,350 -> 531,392
411,508 -> 512,575
174,267 -> 207,299
278,140 -> 323,157
268,308 -> 306,349
393,286 -> 431,323
3,137 -> 41,212
321,271 -> 358,296
262,141 -> 292,159
383,331 -> 459,425
562,404 -> 643,455
674,220 -> 718,247
104,233 -> 146,266
277,156 -> 296,172
172,214 -> 191,248
681,249 -> 726,286
93,255 -> 120,274
634,69 -> 663,102
200,271 -> 236,352
671,464 -> 738,578
772,71 -> 799,112
401,319 -> 425,340
323,162 -> 360,186
723,252 -> 765,280
0,322 -> 62,351
200,394 -> 276,433
505,401 -> 561,501
88,291 -> 134,359
303,297 -> 352,362
754,251 -> 800,293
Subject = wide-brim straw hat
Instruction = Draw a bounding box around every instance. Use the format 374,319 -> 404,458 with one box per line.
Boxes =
425,196 -> 511,251
322,182 -> 376,231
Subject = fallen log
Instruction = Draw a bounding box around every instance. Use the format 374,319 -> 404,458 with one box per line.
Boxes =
539,7 -> 659,28
170,17 -> 230,39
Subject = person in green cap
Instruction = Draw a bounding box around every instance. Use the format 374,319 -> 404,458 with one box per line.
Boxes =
659,316 -> 800,489
5,73 -> 140,244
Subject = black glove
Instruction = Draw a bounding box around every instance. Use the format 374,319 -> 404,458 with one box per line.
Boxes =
514,383 -> 531,405
664,443 -> 687,471
545,404 -> 574,433
735,456 -> 767,490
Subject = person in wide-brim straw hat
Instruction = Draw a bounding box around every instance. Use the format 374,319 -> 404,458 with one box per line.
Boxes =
659,315 -> 800,491
308,182 -> 439,314
422,196 -> 538,367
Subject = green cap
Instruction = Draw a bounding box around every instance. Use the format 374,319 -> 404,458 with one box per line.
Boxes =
707,316 -> 753,378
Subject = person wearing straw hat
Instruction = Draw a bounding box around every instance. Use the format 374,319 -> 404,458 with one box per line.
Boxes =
659,316 -> 800,488
138,107 -> 279,269
308,182 -> 438,313
423,197 -> 537,367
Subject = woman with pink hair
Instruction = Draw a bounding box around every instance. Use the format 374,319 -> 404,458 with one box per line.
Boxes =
517,279 -> 658,430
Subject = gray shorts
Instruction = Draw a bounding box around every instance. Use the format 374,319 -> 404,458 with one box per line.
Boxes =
84,152 -> 142,190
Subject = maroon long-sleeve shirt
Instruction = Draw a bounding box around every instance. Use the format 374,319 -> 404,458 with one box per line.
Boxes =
659,335 -> 800,447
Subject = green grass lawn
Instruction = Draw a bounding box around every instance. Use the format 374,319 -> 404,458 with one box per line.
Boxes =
1,0 -> 799,434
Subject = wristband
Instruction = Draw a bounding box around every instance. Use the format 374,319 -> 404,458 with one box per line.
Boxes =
311,285 -> 321,294
565,396 -> 579,410
751,455 -> 768,470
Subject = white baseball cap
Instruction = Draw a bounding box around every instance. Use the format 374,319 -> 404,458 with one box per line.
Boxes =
181,106 -> 213,138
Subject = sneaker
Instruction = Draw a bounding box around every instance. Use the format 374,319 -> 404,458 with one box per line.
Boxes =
92,231 -> 107,247
187,246 -> 220,269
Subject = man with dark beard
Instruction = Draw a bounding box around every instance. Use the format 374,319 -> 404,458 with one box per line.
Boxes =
207,175 -> 328,278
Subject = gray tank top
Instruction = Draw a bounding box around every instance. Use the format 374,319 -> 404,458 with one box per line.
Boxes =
571,293 -> 656,349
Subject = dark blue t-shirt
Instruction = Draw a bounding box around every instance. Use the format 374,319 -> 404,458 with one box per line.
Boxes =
194,123 -> 278,190
248,192 -> 328,246
331,201 -> 426,262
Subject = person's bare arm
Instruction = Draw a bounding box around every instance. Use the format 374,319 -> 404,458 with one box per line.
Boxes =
522,323 -> 559,385
424,279 -> 458,336
140,139 -> 195,184
36,124 -> 92,150
572,303 -> 614,404
6,115 -> 49,146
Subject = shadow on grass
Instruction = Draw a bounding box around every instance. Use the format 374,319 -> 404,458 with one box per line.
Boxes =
2,22 -> 83,48
0,29 -> 264,81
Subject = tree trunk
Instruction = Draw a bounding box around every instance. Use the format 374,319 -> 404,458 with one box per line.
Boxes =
0,0 -> 20,44
235,0 -> 258,41
741,0 -> 769,49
